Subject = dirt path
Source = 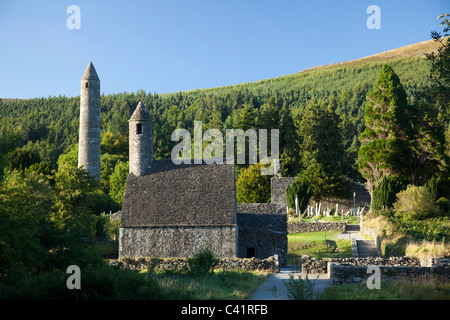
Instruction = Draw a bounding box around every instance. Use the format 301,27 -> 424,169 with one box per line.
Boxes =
250,268 -> 331,300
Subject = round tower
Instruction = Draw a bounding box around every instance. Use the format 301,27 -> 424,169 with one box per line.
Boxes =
129,101 -> 153,176
78,61 -> 101,180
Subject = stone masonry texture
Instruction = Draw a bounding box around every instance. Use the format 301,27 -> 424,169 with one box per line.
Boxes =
119,226 -> 237,258
129,101 -> 153,177
78,62 -> 101,180
236,203 -> 288,266
119,160 -> 238,259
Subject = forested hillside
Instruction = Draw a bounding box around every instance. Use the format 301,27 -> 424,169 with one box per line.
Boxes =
0,38 -> 447,205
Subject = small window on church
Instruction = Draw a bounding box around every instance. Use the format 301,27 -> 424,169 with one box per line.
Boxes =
136,123 -> 143,135
85,82 -> 89,88
246,247 -> 255,258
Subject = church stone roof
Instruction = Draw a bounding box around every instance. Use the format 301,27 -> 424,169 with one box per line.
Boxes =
121,160 -> 236,227
81,61 -> 100,81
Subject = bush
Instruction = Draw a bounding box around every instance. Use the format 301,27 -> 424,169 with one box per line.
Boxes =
236,163 -> 271,203
93,214 -> 110,238
0,264 -> 165,300
283,273 -> 316,300
187,248 -> 219,277
393,185 -> 441,220
88,192 -> 121,216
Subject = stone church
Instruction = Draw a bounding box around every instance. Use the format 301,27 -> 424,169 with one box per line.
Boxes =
118,101 -> 287,265
76,62 -> 288,266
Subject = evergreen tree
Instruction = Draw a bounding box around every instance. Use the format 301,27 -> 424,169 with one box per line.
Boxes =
295,99 -> 349,198
371,176 -> 407,210
357,64 -> 410,192
296,99 -> 345,176
257,97 -> 280,130
237,101 -> 258,130
0,130 -> 21,182
286,177 -> 312,215
299,162 -> 348,202
406,101 -> 446,185
278,103 -> 300,177
424,174 -> 447,201
426,13 -> 450,125
8,148 -> 41,173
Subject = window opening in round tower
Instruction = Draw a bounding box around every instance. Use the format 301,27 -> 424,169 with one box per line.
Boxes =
136,123 -> 143,135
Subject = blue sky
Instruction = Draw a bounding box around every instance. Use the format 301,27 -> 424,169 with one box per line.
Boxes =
0,0 -> 448,99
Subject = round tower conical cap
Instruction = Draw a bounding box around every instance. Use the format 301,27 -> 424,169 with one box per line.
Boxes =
81,61 -> 100,81
129,101 -> 151,121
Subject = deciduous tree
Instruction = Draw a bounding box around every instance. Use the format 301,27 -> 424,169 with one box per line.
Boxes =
236,162 -> 271,203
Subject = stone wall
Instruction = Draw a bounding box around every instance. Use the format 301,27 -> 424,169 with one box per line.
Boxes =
119,226 -> 237,259
329,263 -> 450,285
360,220 -> 381,256
287,221 -> 346,233
237,203 -> 287,266
107,255 -> 280,273
299,255 -> 422,274
270,177 -> 296,207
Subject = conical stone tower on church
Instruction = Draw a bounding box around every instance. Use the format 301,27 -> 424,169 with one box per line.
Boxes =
129,101 -> 153,177
78,61 -> 101,180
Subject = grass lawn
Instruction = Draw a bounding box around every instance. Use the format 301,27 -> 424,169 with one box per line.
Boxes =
288,231 -> 352,264
146,269 -> 269,300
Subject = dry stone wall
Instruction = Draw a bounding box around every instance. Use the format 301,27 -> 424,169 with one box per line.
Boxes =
288,221 -> 346,233
329,263 -> 450,285
107,255 -> 280,273
300,255 -> 422,274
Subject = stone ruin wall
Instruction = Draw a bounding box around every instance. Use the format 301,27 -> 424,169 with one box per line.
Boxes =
236,203 -> 288,266
107,255 -> 281,273
287,221 -> 347,233
119,226 -> 237,259
329,263 -> 450,285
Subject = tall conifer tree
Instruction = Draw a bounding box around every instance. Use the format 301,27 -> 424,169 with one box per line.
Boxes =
357,64 -> 410,192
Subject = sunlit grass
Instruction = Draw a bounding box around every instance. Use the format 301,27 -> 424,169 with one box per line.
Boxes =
288,231 -> 352,263
321,276 -> 450,300
144,269 -> 269,300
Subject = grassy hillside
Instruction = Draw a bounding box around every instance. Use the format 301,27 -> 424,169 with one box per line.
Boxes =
177,38 -> 442,99
298,37 -> 443,72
